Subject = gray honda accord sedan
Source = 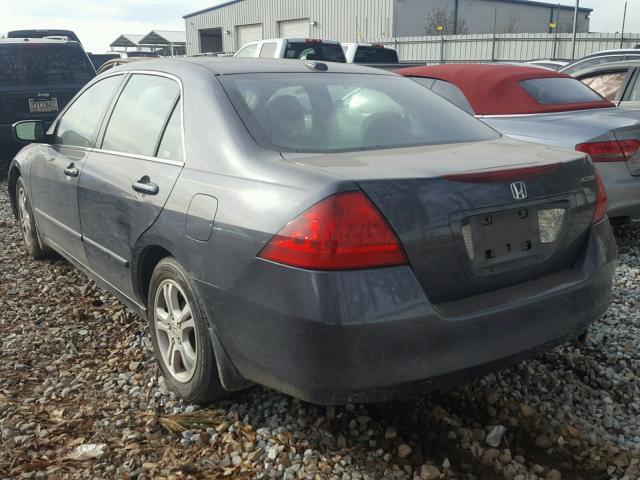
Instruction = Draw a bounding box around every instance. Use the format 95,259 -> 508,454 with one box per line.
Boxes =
8,59 -> 616,405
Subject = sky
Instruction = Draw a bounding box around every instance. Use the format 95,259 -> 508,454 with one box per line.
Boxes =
0,0 -> 638,53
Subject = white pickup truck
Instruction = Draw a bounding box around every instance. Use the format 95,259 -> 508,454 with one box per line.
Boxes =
234,38 -> 346,62
341,43 -> 399,64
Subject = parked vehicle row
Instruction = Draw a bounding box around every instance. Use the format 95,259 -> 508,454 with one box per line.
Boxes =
8,58 -> 617,405
232,37 -> 401,65
2,32 -> 636,406
397,64 -> 640,222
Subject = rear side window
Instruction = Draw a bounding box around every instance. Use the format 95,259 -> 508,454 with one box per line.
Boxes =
157,102 -> 184,162
220,73 -> 499,153
259,42 -> 277,58
0,43 -> 95,86
235,44 -> 258,58
284,42 -> 346,63
580,72 -> 627,101
354,47 -> 398,64
626,73 -> 640,102
102,74 -> 180,156
54,75 -> 122,148
519,78 -> 605,105
410,77 -> 475,114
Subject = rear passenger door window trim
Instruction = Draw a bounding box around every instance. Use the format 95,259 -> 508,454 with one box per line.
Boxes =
93,70 -> 186,166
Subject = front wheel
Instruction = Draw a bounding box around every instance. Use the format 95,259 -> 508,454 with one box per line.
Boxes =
15,177 -> 52,259
148,257 -> 226,403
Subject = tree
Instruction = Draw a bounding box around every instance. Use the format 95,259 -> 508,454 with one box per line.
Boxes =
502,14 -> 521,34
425,7 -> 468,35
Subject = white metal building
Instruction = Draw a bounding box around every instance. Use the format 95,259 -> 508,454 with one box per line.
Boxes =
183,0 -> 592,55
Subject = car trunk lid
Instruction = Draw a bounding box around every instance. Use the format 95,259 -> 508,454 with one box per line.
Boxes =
283,138 -> 598,303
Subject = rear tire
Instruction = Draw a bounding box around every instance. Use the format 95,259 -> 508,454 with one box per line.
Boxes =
14,177 -> 52,259
148,257 -> 226,403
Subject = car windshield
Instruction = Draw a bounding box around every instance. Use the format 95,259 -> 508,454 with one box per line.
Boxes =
284,42 -> 346,63
354,46 -> 398,63
0,43 -> 95,86
220,73 -> 499,153
519,77 -> 605,105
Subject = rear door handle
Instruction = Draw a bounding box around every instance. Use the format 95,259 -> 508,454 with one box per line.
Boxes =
64,164 -> 79,177
132,176 -> 159,195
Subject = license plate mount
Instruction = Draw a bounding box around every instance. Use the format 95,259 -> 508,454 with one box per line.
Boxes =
467,207 -> 538,267
28,98 -> 59,114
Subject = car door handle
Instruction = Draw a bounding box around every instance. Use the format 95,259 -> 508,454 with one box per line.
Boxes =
64,165 -> 79,177
132,177 -> 159,195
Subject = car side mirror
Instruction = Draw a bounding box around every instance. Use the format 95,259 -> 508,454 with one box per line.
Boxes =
13,120 -> 47,143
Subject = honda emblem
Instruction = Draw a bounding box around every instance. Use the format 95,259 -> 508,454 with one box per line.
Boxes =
510,182 -> 527,200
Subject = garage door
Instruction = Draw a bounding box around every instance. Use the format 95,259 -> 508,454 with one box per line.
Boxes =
278,18 -> 310,38
236,23 -> 262,49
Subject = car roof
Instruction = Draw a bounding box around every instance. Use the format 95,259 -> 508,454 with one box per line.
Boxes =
0,37 -> 77,45
575,59 -> 640,76
588,48 -> 640,56
113,57 -> 391,76
397,63 -> 614,115
260,37 -> 341,44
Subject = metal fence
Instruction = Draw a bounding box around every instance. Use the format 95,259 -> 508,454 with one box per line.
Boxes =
371,32 -> 640,63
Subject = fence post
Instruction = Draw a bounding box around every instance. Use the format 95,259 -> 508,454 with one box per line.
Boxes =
491,7 -> 497,62
440,34 -> 445,64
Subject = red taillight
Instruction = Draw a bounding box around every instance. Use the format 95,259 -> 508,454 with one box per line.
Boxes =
576,140 -> 640,163
258,192 -> 408,270
444,164 -> 560,183
592,170 -> 607,223
305,38 -> 322,44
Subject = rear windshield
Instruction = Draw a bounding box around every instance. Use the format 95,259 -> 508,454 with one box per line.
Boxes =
354,46 -> 399,63
519,77 -> 606,104
0,43 -> 95,87
220,73 -> 499,153
284,42 -> 346,63
127,52 -> 160,58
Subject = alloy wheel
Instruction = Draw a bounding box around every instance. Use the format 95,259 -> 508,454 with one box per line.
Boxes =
17,186 -> 33,248
153,279 -> 198,383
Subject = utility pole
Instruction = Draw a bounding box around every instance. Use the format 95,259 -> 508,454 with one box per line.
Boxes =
571,0 -> 579,60
620,1 -> 628,49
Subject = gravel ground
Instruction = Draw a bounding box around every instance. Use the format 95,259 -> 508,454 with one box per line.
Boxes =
1,178 -> 639,480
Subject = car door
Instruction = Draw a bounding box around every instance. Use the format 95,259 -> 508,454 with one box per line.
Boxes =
29,74 -> 124,265
78,73 -> 184,300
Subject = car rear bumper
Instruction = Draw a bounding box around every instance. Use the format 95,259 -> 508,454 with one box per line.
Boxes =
194,219 -> 617,405
597,162 -> 640,220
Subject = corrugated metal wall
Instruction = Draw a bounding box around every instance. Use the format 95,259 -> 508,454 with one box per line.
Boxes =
374,33 -> 640,62
185,0 -> 309,54
184,0 -> 394,55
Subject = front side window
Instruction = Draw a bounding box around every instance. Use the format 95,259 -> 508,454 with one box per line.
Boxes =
235,44 -> 258,58
580,71 -> 627,101
410,77 -> 475,114
102,74 -> 180,156
259,42 -> 277,58
54,75 -> 123,147
220,73 -> 499,153
519,77 -> 606,105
